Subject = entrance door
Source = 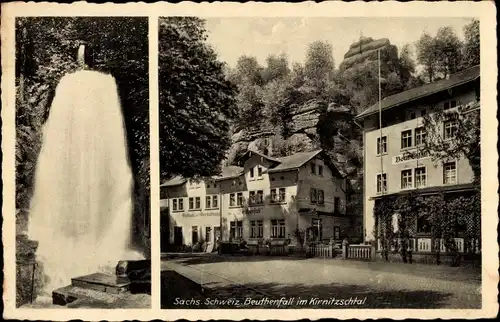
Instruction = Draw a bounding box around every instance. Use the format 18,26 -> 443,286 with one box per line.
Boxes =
192,226 -> 199,245
173,226 -> 183,246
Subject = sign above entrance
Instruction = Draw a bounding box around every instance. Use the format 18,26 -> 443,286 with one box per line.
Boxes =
182,212 -> 218,217
392,150 -> 431,165
244,208 -> 261,215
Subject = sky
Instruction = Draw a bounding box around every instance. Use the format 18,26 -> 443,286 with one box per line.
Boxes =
204,17 -> 475,68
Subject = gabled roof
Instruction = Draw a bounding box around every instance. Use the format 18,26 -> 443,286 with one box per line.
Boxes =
355,65 -> 480,120
265,149 -> 345,178
160,175 -> 186,187
235,149 -> 281,165
213,165 -> 244,181
160,166 -> 244,186
267,150 -> 322,173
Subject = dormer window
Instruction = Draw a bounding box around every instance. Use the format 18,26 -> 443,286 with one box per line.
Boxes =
310,162 -> 316,174
249,167 -> 254,178
318,165 -> 323,176
257,166 -> 263,178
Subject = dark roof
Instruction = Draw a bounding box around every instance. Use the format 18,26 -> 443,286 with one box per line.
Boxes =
160,176 -> 186,187
213,165 -> 244,181
355,65 -> 480,120
160,166 -> 244,186
267,150 -> 322,173
369,183 -> 477,200
235,149 -> 281,165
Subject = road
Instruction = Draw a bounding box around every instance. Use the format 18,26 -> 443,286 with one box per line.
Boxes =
161,254 -> 481,309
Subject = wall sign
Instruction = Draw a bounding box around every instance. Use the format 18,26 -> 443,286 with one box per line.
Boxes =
244,208 -> 261,215
392,150 -> 430,165
182,212 -> 219,217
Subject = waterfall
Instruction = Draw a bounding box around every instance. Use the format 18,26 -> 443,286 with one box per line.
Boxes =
28,70 -> 143,292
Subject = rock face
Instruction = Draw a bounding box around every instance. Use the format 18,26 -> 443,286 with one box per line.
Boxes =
339,37 -> 398,72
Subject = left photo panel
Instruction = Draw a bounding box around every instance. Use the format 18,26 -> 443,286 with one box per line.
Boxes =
15,16 -> 151,308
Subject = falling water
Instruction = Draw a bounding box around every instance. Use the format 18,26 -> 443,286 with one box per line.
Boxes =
28,69 -> 143,293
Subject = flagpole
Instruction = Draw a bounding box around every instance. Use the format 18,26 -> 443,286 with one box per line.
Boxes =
378,49 -> 384,192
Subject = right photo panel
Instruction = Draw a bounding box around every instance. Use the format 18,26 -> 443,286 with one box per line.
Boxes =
159,17 -> 481,309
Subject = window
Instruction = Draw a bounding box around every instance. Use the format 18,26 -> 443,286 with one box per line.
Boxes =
256,190 -> 263,205
377,173 -> 387,193
237,192 -> 243,206
172,199 -> 178,211
205,195 -> 218,209
249,191 -> 263,206
401,130 -> 412,149
310,162 -> 316,174
310,188 -> 317,204
377,136 -> 387,155
178,198 -> 184,211
195,197 -> 201,209
318,165 -> 324,176
279,188 -> 286,203
257,167 -> 263,178
415,127 -> 426,146
415,167 -> 427,188
444,120 -> 458,139
334,226 -> 340,240
417,215 -> 431,234
311,218 -> 323,241
250,220 -> 263,238
443,162 -> 457,184
270,189 -> 277,203
249,167 -> 254,178
205,226 -> 212,242
401,169 -> 413,189
249,191 -> 255,205
444,100 -> 457,110
230,221 -> 243,239
189,197 -> 194,210
230,193 -> 236,207
317,189 -> 325,205
271,219 -> 286,238
334,197 -> 341,214
270,188 -> 286,203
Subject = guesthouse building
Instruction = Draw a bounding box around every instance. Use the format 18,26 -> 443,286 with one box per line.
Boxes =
354,65 -> 480,255
160,149 -> 359,250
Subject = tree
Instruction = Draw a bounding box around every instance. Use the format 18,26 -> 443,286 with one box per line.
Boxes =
434,26 -> 463,78
416,27 -> 464,81
461,19 -> 480,69
261,54 -> 290,84
303,41 -> 336,92
421,101 -> 480,184
416,33 -> 440,82
158,17 -> 237,181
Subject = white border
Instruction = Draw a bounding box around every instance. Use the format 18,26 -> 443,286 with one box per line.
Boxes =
2,1 -> 498,320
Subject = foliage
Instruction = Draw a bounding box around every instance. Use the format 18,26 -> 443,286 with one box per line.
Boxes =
421,102 -> 481,183
416,26 -> 465,81
158,17 -> 237,181
461,19 -> 480,69
375,191 -> 480,266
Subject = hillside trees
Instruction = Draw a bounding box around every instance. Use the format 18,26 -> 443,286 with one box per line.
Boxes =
461,19 -> 480,69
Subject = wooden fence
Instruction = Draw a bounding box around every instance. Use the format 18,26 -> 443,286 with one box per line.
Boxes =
377,237 -> 480,254
346,245 -> 374,260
